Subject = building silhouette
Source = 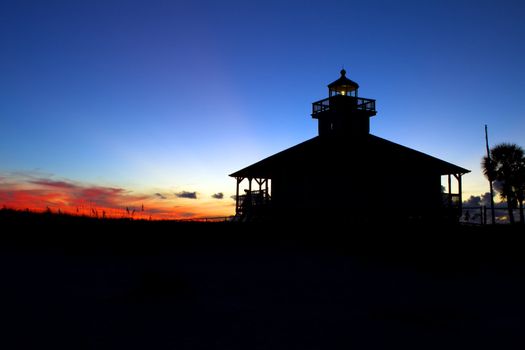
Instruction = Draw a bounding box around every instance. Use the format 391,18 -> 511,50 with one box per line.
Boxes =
230,70 -> 469,222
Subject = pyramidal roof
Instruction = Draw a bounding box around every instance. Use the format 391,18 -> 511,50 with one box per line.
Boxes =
327,69 -> 359,90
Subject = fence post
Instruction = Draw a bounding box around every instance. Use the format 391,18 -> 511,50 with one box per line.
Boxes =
483,206 -> 487,225
480,206 -> 484,225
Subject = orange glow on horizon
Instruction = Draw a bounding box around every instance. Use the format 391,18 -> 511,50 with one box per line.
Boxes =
0,176 -> 234,220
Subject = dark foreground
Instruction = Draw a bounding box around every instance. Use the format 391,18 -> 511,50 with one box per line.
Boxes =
1,210 -> 525,349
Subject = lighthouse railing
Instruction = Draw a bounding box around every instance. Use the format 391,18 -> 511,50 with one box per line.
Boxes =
312,96 -> 376,115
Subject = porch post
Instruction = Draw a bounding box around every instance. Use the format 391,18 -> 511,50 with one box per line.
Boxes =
254,178 -> 262,191
457,173 -> 463,213
448,174 -> 452,207
235,177 -> 241,214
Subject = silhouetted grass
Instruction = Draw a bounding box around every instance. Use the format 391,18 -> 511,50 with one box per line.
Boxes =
1,207 -> 522,257
1,208 -> 525,349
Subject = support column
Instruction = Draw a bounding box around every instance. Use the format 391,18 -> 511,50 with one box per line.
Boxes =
254,178 -> 263,191
265,179 -> 269,200
448,174 -> 452,207
235,177 -> 241,214
456,173 -> 463,213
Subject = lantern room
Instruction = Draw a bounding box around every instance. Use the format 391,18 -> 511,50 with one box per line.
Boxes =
327,69 -> 359,97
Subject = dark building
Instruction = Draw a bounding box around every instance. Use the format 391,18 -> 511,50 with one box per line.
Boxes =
230,70 -> 469,222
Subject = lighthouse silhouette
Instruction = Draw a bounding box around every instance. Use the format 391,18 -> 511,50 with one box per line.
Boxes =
230,69 -> 469,223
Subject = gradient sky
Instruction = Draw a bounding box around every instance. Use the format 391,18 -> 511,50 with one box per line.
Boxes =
1,0 -> 524,218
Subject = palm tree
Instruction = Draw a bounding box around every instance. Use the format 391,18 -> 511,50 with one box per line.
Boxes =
482,143 -> 525,224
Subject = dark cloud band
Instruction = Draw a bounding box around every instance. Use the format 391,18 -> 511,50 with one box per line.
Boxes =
175,191 -> 197,199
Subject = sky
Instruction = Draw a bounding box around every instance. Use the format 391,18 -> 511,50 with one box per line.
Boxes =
1,0 -> 524,218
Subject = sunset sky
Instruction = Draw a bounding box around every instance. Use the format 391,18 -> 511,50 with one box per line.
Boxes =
1,0 -> 524,219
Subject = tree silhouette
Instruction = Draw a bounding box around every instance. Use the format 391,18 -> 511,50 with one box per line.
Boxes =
482,143 -> 525,224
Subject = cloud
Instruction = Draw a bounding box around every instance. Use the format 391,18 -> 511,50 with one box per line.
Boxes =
1,175 -> 146,213
463,195 -> 482,207
80,187 -> 148,208
175,191 -> 197,199
0,172 -> 234,219
463,192 -> 498,207
29,179 -> 79,189
211,192 -> 224,199
1,177 -> 150,210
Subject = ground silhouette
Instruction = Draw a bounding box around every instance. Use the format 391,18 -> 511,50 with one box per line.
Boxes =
1,210 -> 525,349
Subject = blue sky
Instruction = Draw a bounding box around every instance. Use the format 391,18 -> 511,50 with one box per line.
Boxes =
1,0 -> 524,215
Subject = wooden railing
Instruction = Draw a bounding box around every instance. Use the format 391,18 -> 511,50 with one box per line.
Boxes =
236,190 -> 271,217
460,206 -> 521,225
312,96 -> 376,115
442,193 -> 461,207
